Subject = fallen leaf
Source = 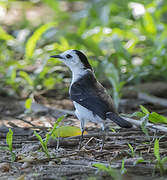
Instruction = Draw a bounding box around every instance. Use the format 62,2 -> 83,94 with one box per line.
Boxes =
53,126 -> 87,137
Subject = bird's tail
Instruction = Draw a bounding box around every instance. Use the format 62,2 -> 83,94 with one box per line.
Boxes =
106,112 -> 132,128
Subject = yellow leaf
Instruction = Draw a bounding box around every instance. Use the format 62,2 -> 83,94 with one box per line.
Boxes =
53,126 -> 87,137
17,175 -> 25,180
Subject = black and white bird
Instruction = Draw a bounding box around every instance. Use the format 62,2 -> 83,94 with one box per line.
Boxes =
51,50 -> 132,147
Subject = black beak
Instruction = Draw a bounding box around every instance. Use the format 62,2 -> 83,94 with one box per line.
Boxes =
50,55 -> 64,59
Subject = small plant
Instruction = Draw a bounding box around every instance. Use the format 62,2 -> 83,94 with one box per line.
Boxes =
34,116 -> 64,158
128,143 -> 135,158
6,128 -> 16,162
154,138 -> 167,175
122,105 -> 167,138
120,159 -> 127,174
93,163 -> 122,180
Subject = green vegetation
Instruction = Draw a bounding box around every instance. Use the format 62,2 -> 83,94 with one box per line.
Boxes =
128,143 -> 136,158
0,128 -> 16,161
34,116 -> 64,158
154,138 -> 167,175
1,0 -> 167,178
6,128 -> 16,162
1,0 -> 167,107
93,163 -> 122,180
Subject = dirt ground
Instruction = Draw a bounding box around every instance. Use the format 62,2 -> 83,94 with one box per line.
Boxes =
0,82 -> 167,180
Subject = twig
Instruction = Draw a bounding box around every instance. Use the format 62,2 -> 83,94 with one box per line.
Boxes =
138,92 -> 167,107
122,116 -> 167,133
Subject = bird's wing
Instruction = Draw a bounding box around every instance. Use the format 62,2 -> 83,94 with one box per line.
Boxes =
70,70 -> 115,119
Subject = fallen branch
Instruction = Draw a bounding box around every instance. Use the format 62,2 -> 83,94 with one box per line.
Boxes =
122,116 -> 167,133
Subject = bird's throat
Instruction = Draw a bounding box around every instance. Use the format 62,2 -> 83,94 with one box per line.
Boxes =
71,67 -> 87,84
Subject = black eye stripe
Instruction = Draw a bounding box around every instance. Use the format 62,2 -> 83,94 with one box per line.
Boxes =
66,54 -> 72,58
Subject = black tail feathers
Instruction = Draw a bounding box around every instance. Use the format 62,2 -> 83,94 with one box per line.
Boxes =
106,112 -> 132,128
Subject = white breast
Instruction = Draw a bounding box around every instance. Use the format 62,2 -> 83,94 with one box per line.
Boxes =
73,101 -> 104,124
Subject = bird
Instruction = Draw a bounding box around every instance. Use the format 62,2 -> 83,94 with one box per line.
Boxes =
50,49 -> 132,149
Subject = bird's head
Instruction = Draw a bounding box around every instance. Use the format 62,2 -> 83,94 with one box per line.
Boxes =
50,49 -> 92,71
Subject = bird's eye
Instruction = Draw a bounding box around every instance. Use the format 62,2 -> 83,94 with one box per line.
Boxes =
66,54 -> 72,59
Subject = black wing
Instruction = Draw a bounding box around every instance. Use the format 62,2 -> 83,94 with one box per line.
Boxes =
70,70 -> 115,120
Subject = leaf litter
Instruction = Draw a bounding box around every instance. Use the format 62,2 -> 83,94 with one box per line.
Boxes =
0,96 -> 167,180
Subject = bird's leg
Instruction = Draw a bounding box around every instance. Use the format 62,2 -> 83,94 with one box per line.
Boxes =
79,130 -> 84,150
100,123 -> 105,151
78,119 -> 85,150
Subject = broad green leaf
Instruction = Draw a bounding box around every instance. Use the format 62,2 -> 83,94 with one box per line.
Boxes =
93,163 -> 110,171
43,77 -> 55,89
19,71 -> 33,86
149,112 -> 167,124
0,26 -> 14,41
143,12 -> 156,34
77,17 -> 87,35
6,128 -> 13,152
133,158 -> 145,165
25,22 -> 56,60
132,111 -> 145,118
154,139 -> 160,161
25,98 -> 32,110
140,105 -> 150,114
52,126 -> 87,138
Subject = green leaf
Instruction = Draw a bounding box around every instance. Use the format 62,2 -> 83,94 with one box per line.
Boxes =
161,157 -> 167,164
6,128 -> 16,161
6,128 -> 13,152
93,163 -> 110,171
128,143 -> 135,157
34,131 -> 44,146
154,139 -> 160,161
132,111 -> 145,118
34,131 -> 49,157
140,105 -> 150,114
11,152 -> 16,162
93,163 -> 121,179
77,17 -> 87,35
19,71 -> 33,86
50,115 -> 65,139
149,112 -> 167,124
25,22 -> 57,60
0,26 -> 14,41
141,114 -> 149,138
25,98 -> 32,110
120,159 -> 127,174
0,146 -> 9,151
143,12 -> 156,34
43,77 -> 55,89
133,158 -> 145,165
